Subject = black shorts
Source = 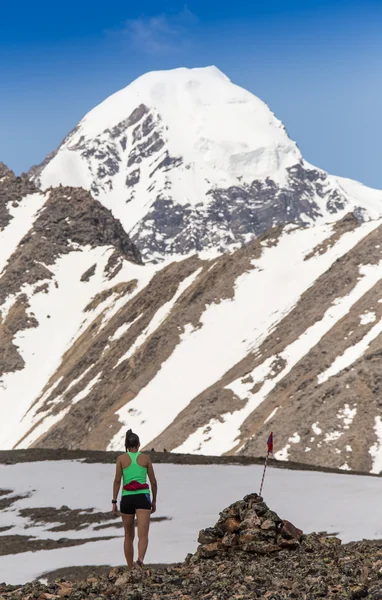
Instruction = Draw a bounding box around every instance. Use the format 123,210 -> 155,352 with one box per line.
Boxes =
120,493 -> 152,515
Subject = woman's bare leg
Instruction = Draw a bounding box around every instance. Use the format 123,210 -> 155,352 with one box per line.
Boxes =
121,514 -> 135,569
136,509 -> 151,563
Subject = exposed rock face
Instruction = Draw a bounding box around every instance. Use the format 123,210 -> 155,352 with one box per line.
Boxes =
0,185 -> 142,305
2,494 -> 382,598
131,163 -> 356,259
0,166 -> 143,446
0,162 -> 37,230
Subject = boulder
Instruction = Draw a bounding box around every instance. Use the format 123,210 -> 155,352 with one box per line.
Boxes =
222,532 -> 238,547
280,519 -> 303,541
198,542 -> 224,558
241,541 -> 280,554
240,514 -> 262,530
198,527 -> 220,545
261,519 -> 276,531
220,517 -> 241,533
238,529 -> 263,545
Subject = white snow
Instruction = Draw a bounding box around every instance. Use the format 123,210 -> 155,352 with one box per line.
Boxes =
338,404 -> 357,429
35,66 -> 382,255
71,373 -> 103,405
360,310 -> 376,325
324,431 -> 343,443
0,459 -> 381,584
339,463 -> 351,471
178,250 -> 382,456
109,315 -> 142,342
369,416 -> 382,474
334,175 -> 382,221
107,220 -> 379,454
318,314 -> 382,384
264,407 -> 279,424
0,247 -> 149,449
274,432 -> 300,460
0,193 -> 46,275
115,268 -> 201,369
40,68 -> 301,224
312,423 -> 322,435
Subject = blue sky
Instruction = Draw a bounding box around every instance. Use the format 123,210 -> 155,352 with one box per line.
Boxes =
1,0 -> 381,187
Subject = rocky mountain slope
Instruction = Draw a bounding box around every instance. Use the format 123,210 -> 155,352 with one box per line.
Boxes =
2,490 -> 382,597
2,161 -> 382,473
0,163 -> 143,446
1,67 -> 382,473
29,67 -> 382,261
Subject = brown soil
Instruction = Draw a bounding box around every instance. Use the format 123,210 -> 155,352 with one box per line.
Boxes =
0,494 -> 30,511
0,295 -> 38,377
0,449 -> 379,478
0,534 -> 115,556
19,506 -> 120,532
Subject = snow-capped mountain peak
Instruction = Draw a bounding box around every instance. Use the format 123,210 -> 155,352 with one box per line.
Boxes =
30,66 -> 382,262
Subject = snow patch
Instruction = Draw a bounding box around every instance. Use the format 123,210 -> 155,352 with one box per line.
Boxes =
360,311 -> 376,325
114,268 -> 201,369
0,193 -> 46,275
264,407 -> 279,424
1,459 -> 382,584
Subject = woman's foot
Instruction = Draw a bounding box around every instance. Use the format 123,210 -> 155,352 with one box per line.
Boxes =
136,558 -> 144,568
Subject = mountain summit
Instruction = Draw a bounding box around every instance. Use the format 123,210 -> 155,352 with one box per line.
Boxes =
30,66 -> 382,261
2,69 -> 382,472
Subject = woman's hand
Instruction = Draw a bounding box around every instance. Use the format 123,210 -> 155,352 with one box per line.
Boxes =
151,502 -> 156,514
112,502 -> 119,516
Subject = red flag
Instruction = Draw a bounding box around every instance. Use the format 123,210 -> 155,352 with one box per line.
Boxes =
267,432 -> 273,454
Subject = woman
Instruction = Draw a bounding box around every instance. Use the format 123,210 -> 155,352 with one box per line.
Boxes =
112,429 -> 158,569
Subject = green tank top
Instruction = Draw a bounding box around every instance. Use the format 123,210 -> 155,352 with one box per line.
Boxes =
122,452 -> 149,496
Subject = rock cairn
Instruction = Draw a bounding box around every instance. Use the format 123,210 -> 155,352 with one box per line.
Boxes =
195,492 -> 302,559
1,493 -> 382,599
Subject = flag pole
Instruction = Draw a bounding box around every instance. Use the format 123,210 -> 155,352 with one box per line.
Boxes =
259,431 -> 273,497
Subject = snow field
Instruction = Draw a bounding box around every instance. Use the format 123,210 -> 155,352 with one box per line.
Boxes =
0,460 -> 381,584
0,193 -> 46,275
0,248 -> 152,450
114,268 -> 202,369
170,221 -> 381,457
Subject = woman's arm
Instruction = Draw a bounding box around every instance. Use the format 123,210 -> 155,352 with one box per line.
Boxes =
112,457 -> 122,515
147,460 -> 158,514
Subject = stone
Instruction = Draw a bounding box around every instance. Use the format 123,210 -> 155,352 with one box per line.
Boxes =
279,538 -> 300,550
238,529 -> 262,545
280,519 -> 303,541
222,532 -> 237,548
369,584 -> 382,600
221,517 -> 241,533
108,568 -> 119,580
348,584 -> 368,599
198,527 -> 220,545
241,541 -> 280,554
198,542 -> 224,558
253,502 -> 268,517
115,572 -> 131,587
261,519 -> 276,531
57,584 -> 73,597
240,514 -> 262,530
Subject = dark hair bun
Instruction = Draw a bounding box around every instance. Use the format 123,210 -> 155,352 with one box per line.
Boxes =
125,429 -> 140,450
